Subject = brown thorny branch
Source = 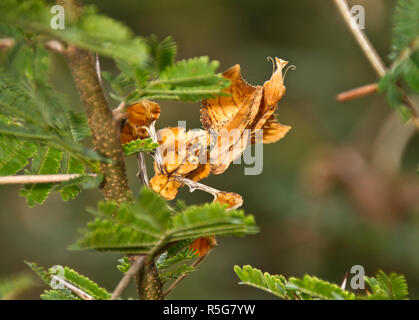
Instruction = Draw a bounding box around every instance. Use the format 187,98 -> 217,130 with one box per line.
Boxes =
333,0 -> 418,175
55,0 -> 163,300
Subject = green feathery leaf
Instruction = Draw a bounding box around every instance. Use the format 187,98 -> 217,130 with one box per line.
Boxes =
391,0 -> 419,60
55,266 -> 111,300
19,147 -> 63,206
116,257 -> 130,273
71,187 -> 258,253
147,35 -> 177,73
157,248 -> 198,270
378,0 -> 419,120
40,289 -> 79,300
159,264 -> 196,284
365,270 -> 408,300
287,275 -> 355,300
234,265 -> 292,299
0,135 -> 37,176
122,138 -> 159,156
234,265 -> 409,300
133,56 -> 230,102
24,261 -> 51,285
26,262 -> 110,300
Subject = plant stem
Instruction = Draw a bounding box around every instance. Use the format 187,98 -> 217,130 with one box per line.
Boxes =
64,43 -> 131,202
333,0 -> 386,77
57,0 -> 163,300
0,174 -> 96,185
134,261 -> 163,300
336,83 -> 378,102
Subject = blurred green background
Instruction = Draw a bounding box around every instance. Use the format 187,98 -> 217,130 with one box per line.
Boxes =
1,0 -> 419,299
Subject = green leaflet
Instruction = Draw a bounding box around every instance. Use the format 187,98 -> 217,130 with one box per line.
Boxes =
147,35 -> 177,74
66,111 -> 91,143
378,0 -> 419,121
41,289 -> 79,300
58,155 -> 86,201
157,248 -> 197,270
71,187 -> 258,253
26,262 -> 111,300
116,257 -> 130,273
59,266 -> 111,300
140,56 -> 231,102
0,41 -> 101,205
20,147 -> 63,207
365,270 -> 409,300
55,173 -> 103,202
24,262 -> 51,285
234,265 -> 409,300
159,56 -> 221,83
109,55 -> 230,104
122,138 -> 159,156
0,1 -> 149,68
0,136 -> 36,176
391,0 -> 419,59
287,275 -> 355,300
234,265 -> 291,299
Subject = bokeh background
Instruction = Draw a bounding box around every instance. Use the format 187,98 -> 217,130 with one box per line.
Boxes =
1,0 -> 419,299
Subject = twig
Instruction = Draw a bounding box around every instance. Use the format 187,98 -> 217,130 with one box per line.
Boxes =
110,255 -> 146,300
336,83 -> 378,102
0,174 -> 96,185
333,0 -> 386,77
164,252 -> 211,298
51,275 -> 94,300
172,175 -> 220,198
